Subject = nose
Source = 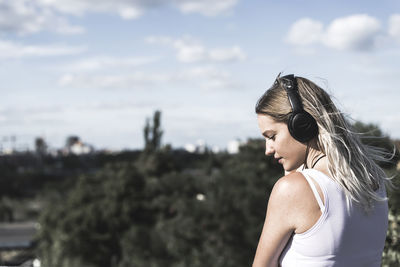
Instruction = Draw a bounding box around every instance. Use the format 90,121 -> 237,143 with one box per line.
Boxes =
265,140 -> 274,156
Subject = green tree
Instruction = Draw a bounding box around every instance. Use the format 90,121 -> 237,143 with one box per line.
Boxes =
144,110 -> 163,153
36,162 -> 153,267
35,137 -> 47,155
119,138 -> 283,267
36,137 -> 283,267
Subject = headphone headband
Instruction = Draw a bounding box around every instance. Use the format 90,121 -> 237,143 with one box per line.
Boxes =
276,74 -> 318,143
279,74 -> 304,113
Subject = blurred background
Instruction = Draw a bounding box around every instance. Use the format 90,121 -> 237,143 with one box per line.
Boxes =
0,0 -> 400,266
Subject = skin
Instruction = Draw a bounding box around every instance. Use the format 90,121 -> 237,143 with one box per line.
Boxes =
252,114 -> 328,267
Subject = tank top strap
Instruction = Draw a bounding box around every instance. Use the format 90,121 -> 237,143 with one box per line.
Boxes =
301,170 -> 326,212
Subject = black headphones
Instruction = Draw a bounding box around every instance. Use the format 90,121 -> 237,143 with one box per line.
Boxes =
278,74 -> 318,143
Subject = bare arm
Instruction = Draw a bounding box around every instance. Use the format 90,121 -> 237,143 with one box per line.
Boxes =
252,177 -> 295,267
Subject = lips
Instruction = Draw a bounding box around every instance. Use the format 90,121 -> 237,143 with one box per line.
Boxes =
274,157 -> 283,164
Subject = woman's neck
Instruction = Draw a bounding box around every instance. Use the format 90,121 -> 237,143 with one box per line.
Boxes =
304,144 -> 327,170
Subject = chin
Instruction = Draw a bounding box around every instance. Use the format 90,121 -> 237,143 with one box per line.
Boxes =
284,163 -> 302,173
283,166 -> 294,173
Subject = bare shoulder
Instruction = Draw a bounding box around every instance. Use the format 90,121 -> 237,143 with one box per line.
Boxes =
271,171 -> 313,202
269,171 -> 323,234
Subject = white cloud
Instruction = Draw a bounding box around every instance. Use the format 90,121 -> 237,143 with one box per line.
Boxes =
0,0 -> 238,35
286,18 -> 323,46
145,36 -> 174,45
175,0 -> 238,16
38,0 -> 147,19
119,6 -> 143,19
389,14 -> 400,42
38,0 -> 237,19
59,65 -> 239,90
175,65 -> 229,79
323,14 -> 381,51
174,65 -> 232,89
171,65 -> 241,89
287,14 -> 383,51
173,38 -> 207,62
63,56 -> 159,72
146,35 -> 246,63
59,72 -> 168,89
146,36 -> 207,62
56,39 -> 242,91
208,46 -> 246,61
0,0 -> 84,35
0,40 -> 86,58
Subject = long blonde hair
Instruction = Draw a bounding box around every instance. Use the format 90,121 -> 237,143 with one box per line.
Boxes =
255,75 -> 393,210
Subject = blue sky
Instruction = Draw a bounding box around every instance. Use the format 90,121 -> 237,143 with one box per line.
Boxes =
1,0 -> 400,151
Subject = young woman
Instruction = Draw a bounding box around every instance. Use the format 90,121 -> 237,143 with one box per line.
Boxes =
252,74 -> 391,267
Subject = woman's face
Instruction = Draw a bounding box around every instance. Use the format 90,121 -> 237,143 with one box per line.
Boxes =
257,114 -> 308,172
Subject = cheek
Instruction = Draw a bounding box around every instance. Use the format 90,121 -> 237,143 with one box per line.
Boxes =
283,138 -> 307,158
283,145 -> 308,171
294,147 -> 308,166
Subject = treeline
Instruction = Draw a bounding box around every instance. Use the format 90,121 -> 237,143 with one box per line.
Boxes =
35,139 -> 284,267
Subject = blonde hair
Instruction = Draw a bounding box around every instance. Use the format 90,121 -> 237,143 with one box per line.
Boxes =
255,75 -> 393,210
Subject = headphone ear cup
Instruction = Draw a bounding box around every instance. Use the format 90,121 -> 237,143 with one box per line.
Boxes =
288,112 -> 319,143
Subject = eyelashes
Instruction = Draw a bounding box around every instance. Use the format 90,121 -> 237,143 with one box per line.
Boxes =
266,135 -> 275,141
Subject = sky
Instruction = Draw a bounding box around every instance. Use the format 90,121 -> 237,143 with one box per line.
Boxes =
1,0 -> 400,152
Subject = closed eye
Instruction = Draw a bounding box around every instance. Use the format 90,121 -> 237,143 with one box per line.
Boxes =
262,130 -> 276,141
266,135 -> 275,141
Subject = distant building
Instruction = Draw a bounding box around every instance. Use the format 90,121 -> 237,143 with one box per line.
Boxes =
227,139 -> 242,154
0,148 -> 14,155
184,139 -> 242,154
184,143 -> 196,153
70,141 -> 94,155
211,146 -> 220,153
60,135 -> 95,156
184,139 -> 207,153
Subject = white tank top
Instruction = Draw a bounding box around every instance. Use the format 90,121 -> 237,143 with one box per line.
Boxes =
279,168 -> 388,267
